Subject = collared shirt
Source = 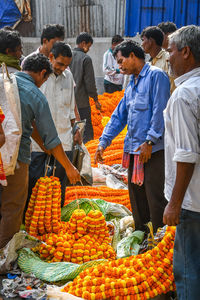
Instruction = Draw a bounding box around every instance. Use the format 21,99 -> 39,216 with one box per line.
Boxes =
164,67 -> 200,212
103,48 -> 124,86
99,63 -> 170,154
15,72 -> 61,164
151,49 -> 176,94
32,69 -> 75,152
70,48 -> 98,109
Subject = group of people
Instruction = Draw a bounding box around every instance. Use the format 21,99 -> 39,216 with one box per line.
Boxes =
97,24 -> 200,300
0,20 -> 199,300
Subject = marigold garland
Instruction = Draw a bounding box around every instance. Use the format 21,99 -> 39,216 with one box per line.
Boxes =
86,135 -> 125,168
64,186 -> 131,211
90,90 -> 124,139
32,208 -> 116,264
25,176 -> 63,237
63,226 -> 176,300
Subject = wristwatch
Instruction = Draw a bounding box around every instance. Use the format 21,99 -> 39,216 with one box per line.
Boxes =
145,140 -> 154,146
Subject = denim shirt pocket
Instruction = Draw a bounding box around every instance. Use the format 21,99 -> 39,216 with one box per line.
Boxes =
134,93 -> 149,110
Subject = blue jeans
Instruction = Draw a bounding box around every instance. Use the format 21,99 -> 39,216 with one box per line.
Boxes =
173,209 -> 200,300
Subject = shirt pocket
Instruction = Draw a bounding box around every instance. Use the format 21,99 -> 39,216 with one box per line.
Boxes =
134,93 -> 149,110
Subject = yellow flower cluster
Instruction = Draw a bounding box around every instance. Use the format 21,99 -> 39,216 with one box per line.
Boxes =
32,209 -> 116,264
63,227 -> 176,299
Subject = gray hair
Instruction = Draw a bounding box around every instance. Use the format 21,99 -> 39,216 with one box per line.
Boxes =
169,25 -> 200,62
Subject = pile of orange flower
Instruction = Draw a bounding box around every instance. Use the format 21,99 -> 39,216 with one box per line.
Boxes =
64,186 -> 131,211
86,135 -> 124,167
25,176 -> 67,237
32,209 -> 116,264
90,90 -> 124,139
64,226 -> 176,299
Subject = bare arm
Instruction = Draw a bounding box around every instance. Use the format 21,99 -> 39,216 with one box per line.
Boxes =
51,143 -> 80,184
163,162 -> 195,226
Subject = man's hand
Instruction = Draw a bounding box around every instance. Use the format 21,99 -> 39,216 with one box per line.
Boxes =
73,129 -> 82,145
163,202 -> 181,226
134,142 -> 152,163
94,145 -> 104,164
65,165 -> 81,185
95,100 -> 101,111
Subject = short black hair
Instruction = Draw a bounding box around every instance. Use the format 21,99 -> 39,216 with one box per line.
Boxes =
158,22 -> 177,34
113,40 -> 145,59
141,26 -> 164,46
76,32 -> 93,45
0,28 -> 21,54
50,41 -> 72,59
112,35 -> 124,45
22,53 -> 53,76
41,24 -> 65,44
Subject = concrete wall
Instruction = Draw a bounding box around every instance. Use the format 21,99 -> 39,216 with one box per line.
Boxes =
22,35 -> 141,94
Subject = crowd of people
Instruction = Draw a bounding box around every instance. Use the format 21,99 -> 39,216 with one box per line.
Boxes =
0,21 -> 199,300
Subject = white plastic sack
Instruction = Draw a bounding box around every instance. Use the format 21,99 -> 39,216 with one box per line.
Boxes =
80,143 -> 93,185
0,64 -> 22,176
47,285 -> 84,300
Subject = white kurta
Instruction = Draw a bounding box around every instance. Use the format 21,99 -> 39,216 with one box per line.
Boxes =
32,69 -> 75,152
164,67 -> 200,212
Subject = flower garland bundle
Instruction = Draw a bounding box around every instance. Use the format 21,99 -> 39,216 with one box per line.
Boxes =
63,226 -> 176,300
86,135 -> 124,168
90,90 -> 124,139
32,209 -> 116,264
64,186 -> 131,211
25,176 -> 63,237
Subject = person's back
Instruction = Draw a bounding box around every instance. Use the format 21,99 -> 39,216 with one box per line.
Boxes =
70,32 -> 101,143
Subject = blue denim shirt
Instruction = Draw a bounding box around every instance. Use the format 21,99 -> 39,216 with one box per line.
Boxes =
15,72 -> 61,164
99,63 -> 170,154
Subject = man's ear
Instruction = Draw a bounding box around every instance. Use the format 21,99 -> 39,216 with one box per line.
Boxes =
182,46 -> 191,59
48,52 -> 54,62
40,69 -> 47,79
129,52 -> 135,59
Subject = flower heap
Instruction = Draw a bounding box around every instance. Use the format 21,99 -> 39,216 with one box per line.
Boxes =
63,226 -> 176,300
32,209 -> 116,264
90,90 -> 124,139
64,186 -> 131,211
25,176 -> 65,237
86,135 -> 124,168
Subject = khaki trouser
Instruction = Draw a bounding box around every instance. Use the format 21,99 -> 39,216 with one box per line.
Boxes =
0,161 -> 28,249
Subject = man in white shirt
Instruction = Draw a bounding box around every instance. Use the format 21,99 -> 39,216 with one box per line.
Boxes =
29,42 -> 81,205
163,25 -> 200,299
103,35 -> 124,93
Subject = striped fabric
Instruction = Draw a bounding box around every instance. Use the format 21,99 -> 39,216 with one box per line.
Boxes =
122,152 -> 144,186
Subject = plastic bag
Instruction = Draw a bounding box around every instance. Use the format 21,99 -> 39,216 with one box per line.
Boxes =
61,198 -> 132,222
47,285 -> 84,299
117,230 -> 144,258
92,167 -> 106,183
0,64 -> 22,176
106,173 -> 128,190
0,231 -> 39,274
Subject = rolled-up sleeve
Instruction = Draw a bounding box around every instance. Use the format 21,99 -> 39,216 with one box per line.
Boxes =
35,96 -> 61,150
171,96 -> 200,163
146,71 -> 170,144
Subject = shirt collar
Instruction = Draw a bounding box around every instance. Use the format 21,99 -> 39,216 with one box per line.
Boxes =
130,63 -> 149,85
155,49 -> 165,59
174,67 -> 200,87
74,47 -> 85,53
14,71 -> 35,84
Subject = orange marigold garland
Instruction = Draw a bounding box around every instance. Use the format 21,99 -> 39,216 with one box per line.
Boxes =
64,186 -> 131,211
63,226 -> 176,300
90,90 -> 124,139
32,208 -> 116,264
25,176 -> 63,238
